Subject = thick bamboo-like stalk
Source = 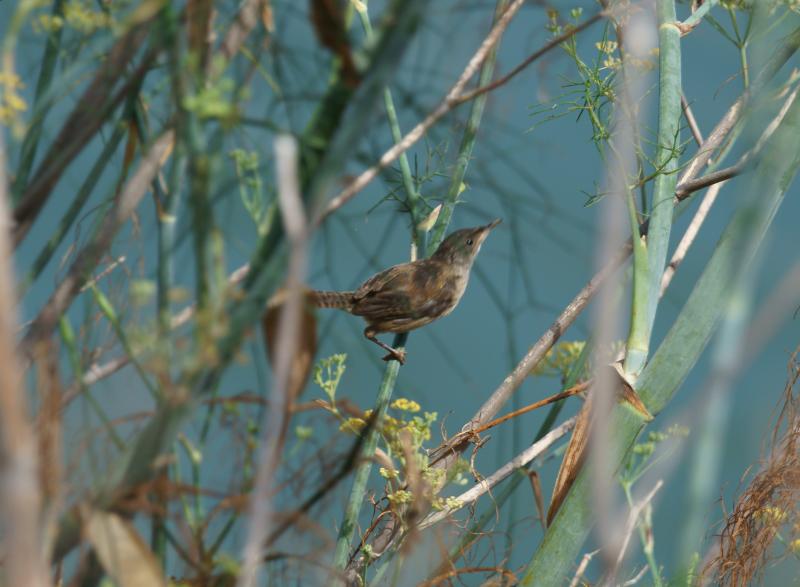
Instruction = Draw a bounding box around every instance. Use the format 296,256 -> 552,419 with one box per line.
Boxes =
624,0 -> 682,377
521,69 -> 800,587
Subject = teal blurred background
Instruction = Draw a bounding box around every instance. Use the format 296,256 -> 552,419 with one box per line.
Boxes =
3,0 -> 799,584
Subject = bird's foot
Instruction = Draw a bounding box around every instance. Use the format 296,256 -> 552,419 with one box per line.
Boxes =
382,348 -> 407,364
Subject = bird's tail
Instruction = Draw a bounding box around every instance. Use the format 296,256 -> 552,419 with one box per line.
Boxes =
309,290 -> 356,311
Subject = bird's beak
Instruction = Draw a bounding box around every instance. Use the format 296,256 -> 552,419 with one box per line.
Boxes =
484,218 -> 502,231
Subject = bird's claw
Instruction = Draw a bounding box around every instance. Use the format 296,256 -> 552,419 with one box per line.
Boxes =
382,349 -> 407,364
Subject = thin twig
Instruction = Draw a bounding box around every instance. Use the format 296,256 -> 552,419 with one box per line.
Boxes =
601,480 -> 664,586
320,0 -> 603,221
417,417 -> 575,530
674,165 -> 741,200
453,11 -> 608,106
681,94 -> 705,146
663,84 -> 800,294
238,136 -> 309,587
569,549 -> 600,587
429,381 -> 589,466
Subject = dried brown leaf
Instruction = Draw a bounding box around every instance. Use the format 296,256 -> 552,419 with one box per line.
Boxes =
547,394 -> 592,525
309,0 -> 360,87
85,509 -> 166,587
262,289 -> 318,403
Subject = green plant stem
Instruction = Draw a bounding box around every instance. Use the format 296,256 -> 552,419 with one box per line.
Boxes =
681,0 -> 718,29
624,0 -> 682,377
332,342 -> 405,569
58,316 -> 125,449
357,4 -> 425,251
520,82 -> 800,587
428,0 -> 510,254
336,2 -> 511,577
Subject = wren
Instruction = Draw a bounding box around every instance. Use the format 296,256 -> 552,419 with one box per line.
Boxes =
311,219 -> 501,364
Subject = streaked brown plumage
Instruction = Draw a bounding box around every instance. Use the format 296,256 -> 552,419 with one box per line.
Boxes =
311,219 -> 501,363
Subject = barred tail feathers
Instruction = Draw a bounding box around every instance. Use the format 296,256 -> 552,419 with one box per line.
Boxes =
310,290 -> 356,310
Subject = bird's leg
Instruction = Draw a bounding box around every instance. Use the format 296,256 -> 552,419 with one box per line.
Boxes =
364,328 -> 406,364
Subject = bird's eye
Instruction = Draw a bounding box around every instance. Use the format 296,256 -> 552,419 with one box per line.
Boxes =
466,238 -> 474,246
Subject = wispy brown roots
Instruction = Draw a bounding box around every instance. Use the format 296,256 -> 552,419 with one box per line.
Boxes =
705,347 -> 800,586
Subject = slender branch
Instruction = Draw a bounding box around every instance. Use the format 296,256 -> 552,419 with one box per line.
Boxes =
0,108 -> 51,587
601,480 -> 664,586
321,0 -> 584,220
238,136 -> 309,587
674,165 -> 741,200
452,11 -> 608,107
681,94 -> 705,146
664,84 -> 800,293
430,381 -> 589,466
569,550 -> 601,587
418,417 -> 576,531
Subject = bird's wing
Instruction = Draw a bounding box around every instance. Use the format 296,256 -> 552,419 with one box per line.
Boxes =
352,264 -> 414,320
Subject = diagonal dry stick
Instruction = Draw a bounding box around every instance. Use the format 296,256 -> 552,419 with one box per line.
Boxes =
429,380 -> 590,466
319,3 -> 607,221
19,130 -> 174,364
12,25 -> 154,246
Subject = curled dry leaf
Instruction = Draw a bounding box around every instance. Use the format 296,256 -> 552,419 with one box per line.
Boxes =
546,365 -> 652,524
309,0 -> 360,87
263,288 -> 318,403
84,509 -> 166,587
547,393 -> 592,526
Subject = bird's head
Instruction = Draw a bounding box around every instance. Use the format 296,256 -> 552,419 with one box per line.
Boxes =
431,219 -> 501,268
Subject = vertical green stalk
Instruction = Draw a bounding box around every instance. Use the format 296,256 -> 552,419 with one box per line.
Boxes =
521,81 -> 800,587
624,0 -> 682,377
356,4 -> 424,252
332,353 -> 404,569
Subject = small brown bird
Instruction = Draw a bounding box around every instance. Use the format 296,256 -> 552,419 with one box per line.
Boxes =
311,219 -> 501,364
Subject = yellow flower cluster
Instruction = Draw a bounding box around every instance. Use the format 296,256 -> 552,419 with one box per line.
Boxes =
63,0 -> 114,34
387,489 -> 413,505
0,71 -> 27,125
391,398 -> 421,413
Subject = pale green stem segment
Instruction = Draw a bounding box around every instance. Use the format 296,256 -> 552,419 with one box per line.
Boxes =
520,82 -> 800,587
357,4 -> 424,251
624,1 -> 682,377
682,0 -> 718,29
